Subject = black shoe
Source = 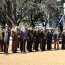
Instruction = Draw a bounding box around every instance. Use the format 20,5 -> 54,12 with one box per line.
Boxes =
13,52 -> 17,53
4,52 -> 8,55
57,49 -> 59,50
28,50 -> 32,52
22,51 -> 26,54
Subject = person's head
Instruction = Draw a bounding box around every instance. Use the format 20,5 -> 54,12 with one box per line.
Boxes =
5,24 -> 8,29
22,24 -> 26,28
29,27 -> 33,30
63,29 -> 65,32
15,26 -> 18,30
41,29 -> 43,32
56,26 -> 59,29
49,29 -> 51,33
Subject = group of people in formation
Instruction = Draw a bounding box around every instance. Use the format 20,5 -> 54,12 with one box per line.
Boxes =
0,23 -> 65,54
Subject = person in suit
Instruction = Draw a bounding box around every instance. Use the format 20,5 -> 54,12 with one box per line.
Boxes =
47,30 -> 52,50
12,26 -> 19,53
33,31 -> 36,50
37,30 -> 41,51
27,27 -> 33,52
20,24 -> 28,53
36,30 -> 43,51
42,30 -> 47,51
34,31 -> 39,51
40,30 -> 45,51
3,24 -> 11,54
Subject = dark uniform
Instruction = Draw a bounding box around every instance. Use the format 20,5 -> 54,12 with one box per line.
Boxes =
27,30 -> 33,52
36,30 -> 43,51
62,31 -> 65,49
34,31 -> 39,51
47,31 -> 52,50
40,31 -> 44,51
0,29 -> 4,52
42,31 -> 47,51
12,30 -> 19,53
33,31 -> 36,50
54,27 -> 60,50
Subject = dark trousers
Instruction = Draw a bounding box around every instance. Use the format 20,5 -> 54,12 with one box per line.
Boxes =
4,38 -> 9,54
62,39 -> 65,49
20,39 -> 26,52
47,40 -> 52,50
12,40 -> 18,53
38,38 -> 42,51
33,38 -> 36,50
4,43 -> 8,54
20,39 -> 23,52
35,38 -> 46,51
35,39 -> 39,51
42,39 -> 46,51
1,41 -> 3,52
40,39 -> 45,51
18,37 -> 20,48
27,39 -> 32,52
0,39 -> 3,52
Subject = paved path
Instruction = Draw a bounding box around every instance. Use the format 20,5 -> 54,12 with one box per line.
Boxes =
0,44 -> 65,65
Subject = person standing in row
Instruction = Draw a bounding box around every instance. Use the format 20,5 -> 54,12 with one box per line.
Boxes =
47,30 -> 52,50
54,26 -> 60,50
42,30 -> 47,51
27,27 -> 33,52
20,24 -> 28,53
37,30 -> 42,51
39,30 -> 44,51
0,26 -> 4,52
34,31 -> 39,51
33,31 -> 36,50
62,29 -> 65,49
3,24 -> 11,54
12,26 -> 19,53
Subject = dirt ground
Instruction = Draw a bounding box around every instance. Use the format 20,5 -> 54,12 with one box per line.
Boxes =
0,44 -> 65,65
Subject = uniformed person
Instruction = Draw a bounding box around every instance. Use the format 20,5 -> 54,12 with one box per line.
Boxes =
47,30 -> 52,50
62,29 -> 65,49
27,27 -> 33,52
36,30 -> 43,51
33,31 -> 36,50
38,30 -> 42,51
34,31 -> 39,51
54,27 -> 60,50
42,30 -> 47,51
0,26 -> 4,52
40,30 -> 44,51
12,26 -> 19,53
17,28 -> 20,48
